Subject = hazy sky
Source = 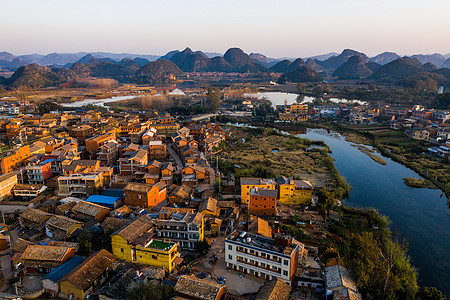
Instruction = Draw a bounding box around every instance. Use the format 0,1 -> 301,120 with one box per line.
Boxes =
1,0 -> 449,58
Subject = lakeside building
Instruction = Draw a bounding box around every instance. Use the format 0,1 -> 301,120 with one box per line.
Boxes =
240,178 -> 276,204
225,230 -> 300,286
248,187 -> 278,216
277,176 -> 313,205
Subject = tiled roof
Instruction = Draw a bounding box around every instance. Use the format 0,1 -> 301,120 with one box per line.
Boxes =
240,178 -> 276,186
60,249 -> 116,291
12,238 -> 35,254
115,215 -> 153,244
255,279 -> 291,300
175,275 -> 225,300
248,217 -> 272,238
20,208 -> 52,224
46,215 -> 82,231
20,245 -> 74,262
72,201 -> 110,217
325,265 -> 358,292
124,182 -> 152,193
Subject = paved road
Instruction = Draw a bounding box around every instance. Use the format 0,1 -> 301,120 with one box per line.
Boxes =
167,143 -> 184,170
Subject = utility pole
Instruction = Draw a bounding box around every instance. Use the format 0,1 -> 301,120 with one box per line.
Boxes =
216,155 -> 220,192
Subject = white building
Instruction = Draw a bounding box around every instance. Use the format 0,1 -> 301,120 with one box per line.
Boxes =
224,230 -> 300,286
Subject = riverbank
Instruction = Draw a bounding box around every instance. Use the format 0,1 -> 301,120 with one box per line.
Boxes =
303,121 -> 450,200
219,124 -> 423,299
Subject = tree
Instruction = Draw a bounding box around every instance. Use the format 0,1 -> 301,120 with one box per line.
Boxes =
205,87 -> 222,112
37,101 -> 62,114
127,282 -> 176,300
316,187 -> 334,217
419,287 -> 447,300
312,85 -> 324,98
79,233 -> 92,256
296,83 -> 305,94
195,240 -> 211,256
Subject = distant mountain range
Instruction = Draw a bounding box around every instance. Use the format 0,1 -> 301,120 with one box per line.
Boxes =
1,48 -> 449,89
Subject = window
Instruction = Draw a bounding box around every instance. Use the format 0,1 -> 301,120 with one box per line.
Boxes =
284,260 -> 288,266
152,255 -> 157,259
120,248 -> 124,252
228,254 -> 233,260
283,270 -> 288,276
228,245 -> 232,250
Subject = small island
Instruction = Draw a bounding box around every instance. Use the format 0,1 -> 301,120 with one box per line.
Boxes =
403,177 -> 437,189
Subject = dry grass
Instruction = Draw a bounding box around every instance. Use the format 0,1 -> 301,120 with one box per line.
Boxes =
222,127 -> 335,188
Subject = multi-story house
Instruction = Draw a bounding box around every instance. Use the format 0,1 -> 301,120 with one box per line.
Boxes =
149,140 -> 166,159
85,131 -> 116,157
240,178 -> 276,204
249,187 -> 278,216
68,125 -> 95,144
277,176 -> 313,205
57,173 -> 103,198
0,145 -> 31,174
111,215 -> 180,272
118,149 -> 148,176
97,140 -> 119,166
156,210 -> 204,250
123,182 -> 166,208
225,231 -> 300,286
0,172 -> 18,200
26,159 -> 53,184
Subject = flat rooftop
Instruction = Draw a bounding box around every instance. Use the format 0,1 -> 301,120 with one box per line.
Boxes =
226,230 -> 297,257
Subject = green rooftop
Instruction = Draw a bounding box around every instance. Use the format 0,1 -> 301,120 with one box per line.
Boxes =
148,240 -> 175,250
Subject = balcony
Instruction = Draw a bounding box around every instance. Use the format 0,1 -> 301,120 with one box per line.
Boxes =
236,248 -> 282,264
235,258 -> 281,274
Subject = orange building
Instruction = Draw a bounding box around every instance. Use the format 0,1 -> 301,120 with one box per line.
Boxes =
124,182 -> 166,208
249,187 -> 278,216
0,145 -> 31,174
85,132 -> 116,153
68,125 -> 94,144
149,141 -> 166,159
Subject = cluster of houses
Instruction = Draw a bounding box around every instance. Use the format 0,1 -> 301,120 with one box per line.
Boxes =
0,105 -> 363,300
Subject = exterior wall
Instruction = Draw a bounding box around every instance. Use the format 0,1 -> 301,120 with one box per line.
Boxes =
412,130 -> 430,141
278,184 -> 295,203
156,217 -> 204,250
0,145 -> 31,174
59,280 -> 85,300
241,183 -> 276,204
0,173 -> 18,199
111,235 -> 178,272
249,195 -> 277,216
224,240 -> 296,286
149,144 -> 166,159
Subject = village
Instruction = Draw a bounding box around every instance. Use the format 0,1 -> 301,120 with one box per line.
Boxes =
0,99 -> 373,300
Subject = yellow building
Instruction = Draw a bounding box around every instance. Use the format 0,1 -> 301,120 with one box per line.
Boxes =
240,178 -> 276,204
277,176 -> 314,205
111,215 -> 180,272
59,249 -> 116,300
290,104 -> 309,114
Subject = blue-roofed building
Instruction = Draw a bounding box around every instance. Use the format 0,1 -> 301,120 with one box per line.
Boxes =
42,256 -> 84,296
101,189 -> 124,199
86,195 -> 122,209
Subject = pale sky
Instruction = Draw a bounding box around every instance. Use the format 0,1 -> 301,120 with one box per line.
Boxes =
1,0 -> 449,58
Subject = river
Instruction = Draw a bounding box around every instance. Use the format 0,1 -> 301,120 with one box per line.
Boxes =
298,128 -> 450,295
244,92 -> 367,107
60,89 -> 186,108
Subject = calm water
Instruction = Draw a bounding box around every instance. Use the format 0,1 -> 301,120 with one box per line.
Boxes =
244,92 -> 367,108
299,128 -> 450,295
